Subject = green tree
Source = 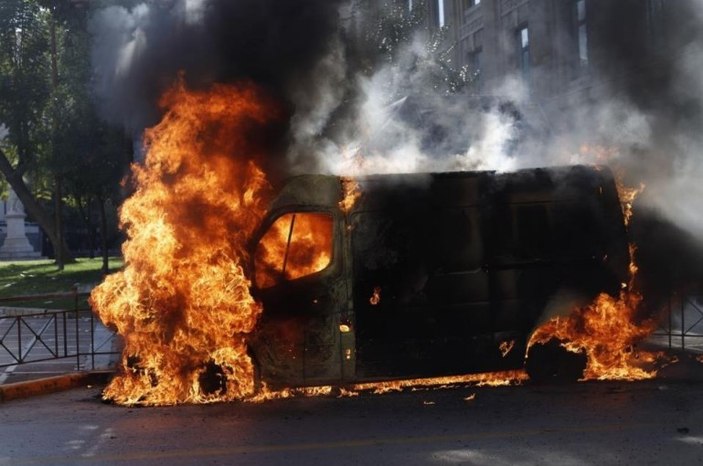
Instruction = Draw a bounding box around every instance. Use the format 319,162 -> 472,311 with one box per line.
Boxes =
0,1 -> 127,270
0,0 -> 74,265
48,1 -> 129,273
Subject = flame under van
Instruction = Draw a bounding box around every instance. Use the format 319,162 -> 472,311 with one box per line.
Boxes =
248,165 -> 630,387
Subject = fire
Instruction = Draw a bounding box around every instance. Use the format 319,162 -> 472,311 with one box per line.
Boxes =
339,177 -> 362,213
527,179 -> 659,381
499,340 -> 515,358
369,286 -> 382,305
618,182 -> 646,227
90,79 -> 278,405
248,370 -> 527,402
254,212 -> 333,289
350,371 -> 527,394
92,81 -> 664,406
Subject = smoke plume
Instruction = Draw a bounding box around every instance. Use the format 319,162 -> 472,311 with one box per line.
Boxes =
89,0 -> 344,149
89,0 -> 703,251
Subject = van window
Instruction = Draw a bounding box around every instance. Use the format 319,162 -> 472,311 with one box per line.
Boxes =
255,212 -> 333,288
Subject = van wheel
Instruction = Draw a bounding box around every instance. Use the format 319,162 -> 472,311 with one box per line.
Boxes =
526,338 -> 586,383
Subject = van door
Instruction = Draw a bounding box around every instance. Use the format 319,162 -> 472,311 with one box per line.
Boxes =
250,211 -> 343,387
351,174 -> 496,378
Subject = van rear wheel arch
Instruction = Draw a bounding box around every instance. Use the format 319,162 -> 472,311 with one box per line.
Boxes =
525,337 -> 586,383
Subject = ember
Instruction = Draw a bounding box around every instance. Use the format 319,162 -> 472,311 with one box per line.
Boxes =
499,340 -> 515,358
90,79 -> 278,405
369,286 -> 381,305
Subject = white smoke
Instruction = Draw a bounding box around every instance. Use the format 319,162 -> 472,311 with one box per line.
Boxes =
297,28 -> 527,176
89,2 -> 198,133
181,0 -> 208,25
112,6 -> 149,80
646,32 -> 703,238
290,2 -> 703,245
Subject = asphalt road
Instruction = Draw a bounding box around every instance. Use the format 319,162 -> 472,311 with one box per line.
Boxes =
1,378 -> 702,466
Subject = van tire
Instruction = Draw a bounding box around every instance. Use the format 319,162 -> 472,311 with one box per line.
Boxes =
526,338 -> 587,383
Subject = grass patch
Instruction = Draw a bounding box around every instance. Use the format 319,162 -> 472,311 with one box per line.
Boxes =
0,257 -> 124,309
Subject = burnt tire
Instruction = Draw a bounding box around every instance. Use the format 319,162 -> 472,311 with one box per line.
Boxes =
526,338 -> 587,383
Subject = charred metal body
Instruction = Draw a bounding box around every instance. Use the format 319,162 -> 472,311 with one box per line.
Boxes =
248,166 -> 630,387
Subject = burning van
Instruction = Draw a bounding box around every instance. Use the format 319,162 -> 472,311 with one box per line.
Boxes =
248,165 -> 630,388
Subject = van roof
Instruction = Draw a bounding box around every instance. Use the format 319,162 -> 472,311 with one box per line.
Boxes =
269,165 -> 615,213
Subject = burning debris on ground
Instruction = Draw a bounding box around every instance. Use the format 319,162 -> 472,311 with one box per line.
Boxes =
86,1 -> 703,406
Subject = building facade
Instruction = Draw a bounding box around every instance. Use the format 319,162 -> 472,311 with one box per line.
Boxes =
440,0 -> 682,113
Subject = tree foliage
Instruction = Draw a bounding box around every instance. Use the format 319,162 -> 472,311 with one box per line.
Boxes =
0,0 -> 51,175
0,0 -> 128,270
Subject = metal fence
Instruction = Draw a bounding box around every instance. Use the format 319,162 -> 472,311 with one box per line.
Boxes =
651,294 -> 703,353
0,290 -> 120,375
0,289 -> 700,382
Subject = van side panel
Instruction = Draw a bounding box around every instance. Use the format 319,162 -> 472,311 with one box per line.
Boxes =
350,168 -> 629,380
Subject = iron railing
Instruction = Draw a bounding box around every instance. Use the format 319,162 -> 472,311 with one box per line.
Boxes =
0,289 -> 700,380
0,290 -> 119,373
651,294 -> 703,353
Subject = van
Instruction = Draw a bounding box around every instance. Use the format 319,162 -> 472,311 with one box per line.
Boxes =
248,165 -> 630,387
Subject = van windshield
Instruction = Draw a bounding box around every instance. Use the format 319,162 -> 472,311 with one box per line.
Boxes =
254,212 -> 333,288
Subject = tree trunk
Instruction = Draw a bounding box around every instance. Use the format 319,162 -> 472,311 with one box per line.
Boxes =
75,194 -> 97,259
50,15 -> 67,270
54,175 -> 64,270
97,195 -> 109,274
0,148 -> 75,263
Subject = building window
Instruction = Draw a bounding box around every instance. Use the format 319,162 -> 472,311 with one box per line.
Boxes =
438,0 -> 445,27
575,0 -> 589,67
467,47 -> 482,88
463,0 -> 481,11
517,25 -> 530,79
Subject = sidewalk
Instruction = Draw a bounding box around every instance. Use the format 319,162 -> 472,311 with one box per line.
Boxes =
0,370 -> 113,402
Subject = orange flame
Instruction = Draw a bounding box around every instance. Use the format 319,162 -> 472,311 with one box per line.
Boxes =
618,182 -> 645,227
248,370 -> 527,402
499,340 -> 515,358
369,286 -> 382,305
339,177 -> 361,213
90,79 -> 278,405
527,180 -> 659,381
254,212 -> 333,289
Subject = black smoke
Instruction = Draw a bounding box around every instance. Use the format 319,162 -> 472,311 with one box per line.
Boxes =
593,0 -> 703,303
89,0 -> 344,144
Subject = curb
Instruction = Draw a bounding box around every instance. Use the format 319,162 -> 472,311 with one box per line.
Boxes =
0,371 -> 113,403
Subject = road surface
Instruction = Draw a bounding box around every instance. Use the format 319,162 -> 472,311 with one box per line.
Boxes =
1,378 -> 703,465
